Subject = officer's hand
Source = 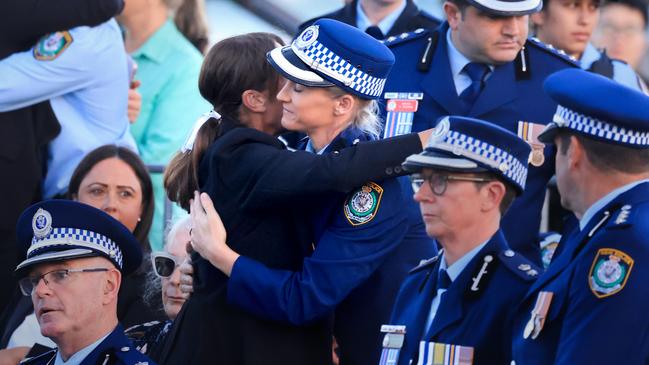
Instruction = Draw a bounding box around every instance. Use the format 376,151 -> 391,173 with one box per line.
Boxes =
179,255 -> 194,298
189,191 -> 239,276
417,128 -> 433,149
127,80 -> 141,123
0,346 -> 30,365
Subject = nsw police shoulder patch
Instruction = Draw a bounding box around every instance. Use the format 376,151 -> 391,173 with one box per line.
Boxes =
589,248 -> 634,298
33,31 -> 73,61
344,182 -> 383,226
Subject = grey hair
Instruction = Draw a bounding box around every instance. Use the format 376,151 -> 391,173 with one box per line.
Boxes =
142,216 -> 192,310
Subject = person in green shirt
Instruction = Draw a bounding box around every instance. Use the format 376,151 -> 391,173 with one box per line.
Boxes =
118,0 -> 211,249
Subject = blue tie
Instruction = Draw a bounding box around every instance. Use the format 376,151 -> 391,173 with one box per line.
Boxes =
365,25 -> 384,40
436,269 -> 452,292
459,62 -> 490,105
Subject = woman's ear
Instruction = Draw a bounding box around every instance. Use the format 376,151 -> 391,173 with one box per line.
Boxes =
333,94 -> 355,116
241,90 -> 268,113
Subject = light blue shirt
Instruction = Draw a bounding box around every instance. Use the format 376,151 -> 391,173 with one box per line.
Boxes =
446,29 -> 494,95
0,19 -> 137,198
305,139 -> 328,154
579,179 -> 649,230
53,331 -> 111,365
356,0 -> 407,36
422,239 -> 490,335
580,43 -> 643,92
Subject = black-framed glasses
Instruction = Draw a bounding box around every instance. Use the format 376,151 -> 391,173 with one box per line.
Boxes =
151,252 -> 181,278
19,267 -> 110,296
410,173 -> 493,196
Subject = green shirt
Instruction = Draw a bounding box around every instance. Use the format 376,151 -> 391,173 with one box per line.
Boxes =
130,19 -> 209,249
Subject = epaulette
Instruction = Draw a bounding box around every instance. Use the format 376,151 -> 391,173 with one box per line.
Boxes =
382,28 -> 430,48
19,348 -> 56,364
525,37 -> 579,66
409,252 -> 441,274
111,345 -> 153,364
606,204 -> 636,230
497,249 -> 541,281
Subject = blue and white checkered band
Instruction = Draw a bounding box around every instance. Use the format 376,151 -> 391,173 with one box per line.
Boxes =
32,208 -> 52,239
431,130 -> 529,189
27,227 -> 123,269
291,39 -> 387,98
553,105 -> 649,146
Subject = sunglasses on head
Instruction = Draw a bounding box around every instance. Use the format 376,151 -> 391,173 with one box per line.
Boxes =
151,252 -> 181,278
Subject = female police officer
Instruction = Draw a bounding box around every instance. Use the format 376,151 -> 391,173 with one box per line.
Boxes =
159,27 -> 433,365
184,20 -> 436,365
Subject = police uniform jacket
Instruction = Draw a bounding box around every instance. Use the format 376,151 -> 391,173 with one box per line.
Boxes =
388,230 -> 539,365
224,126 -> 437,365
156,116 -> 424,365
381,22 -> 580,264
297,0 -> 440,38
20,325 -> 155,365
511,182 -> 649,364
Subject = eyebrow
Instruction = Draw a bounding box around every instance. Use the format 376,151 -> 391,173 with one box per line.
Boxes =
85,182 -> 137,191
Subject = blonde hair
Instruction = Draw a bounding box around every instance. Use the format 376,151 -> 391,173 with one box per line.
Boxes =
327,87 -> 382,139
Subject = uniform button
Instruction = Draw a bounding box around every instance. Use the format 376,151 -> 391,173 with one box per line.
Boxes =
121,346 -> 130,352
511,361 -> 516,365
385,167 -> 393,175
518,264 -> 531,271
504,250 -> 515,257
394,166 -> 402,174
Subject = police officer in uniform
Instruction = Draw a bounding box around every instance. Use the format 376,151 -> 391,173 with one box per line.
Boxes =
14,200 -> 155,365
531,0 -> 646,91
511,69 -> 649,364
380,116 -> 540,365
298,0 -> 440,40
379,0 -> 581,265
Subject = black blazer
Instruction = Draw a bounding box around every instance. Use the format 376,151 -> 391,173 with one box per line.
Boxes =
156,116 -> 423,365
298,0 -> 441,38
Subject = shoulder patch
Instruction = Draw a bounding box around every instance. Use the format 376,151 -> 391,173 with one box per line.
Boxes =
498,249 -> 541,281
589,248 -> 634,298
33,31 -> 73,61
525,37 -> 579,66
344,182 -> 383,226
383,28 -> 430,48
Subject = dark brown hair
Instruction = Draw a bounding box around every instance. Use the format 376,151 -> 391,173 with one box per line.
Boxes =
165,32 -> 285,210
558,131 -> 649,173
68,145 -> 154,250
172,0 -> 210,53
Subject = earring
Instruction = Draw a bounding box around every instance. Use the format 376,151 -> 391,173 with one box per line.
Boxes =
137,217 -> 141,222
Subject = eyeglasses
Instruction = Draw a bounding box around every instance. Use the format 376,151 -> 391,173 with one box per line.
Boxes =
19,267 -> 110,296
410,173 -> 493,195
151,252 -> 181,278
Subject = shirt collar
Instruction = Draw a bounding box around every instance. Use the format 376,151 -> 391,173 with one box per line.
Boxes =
579,43 -> 600,71
579,179 -> 649,230
439,238 -> 490,282
131,18 -> 176,63
446,28 -> 473,82
54,331 -> 111,365
356,0 -> 407,35
305,139 -> 328,155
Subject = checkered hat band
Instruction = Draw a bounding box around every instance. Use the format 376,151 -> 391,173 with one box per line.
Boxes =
554,105 -> 649,146
433,130 -> 528,189
291,41 -> 387,98
28,228 -> 123,268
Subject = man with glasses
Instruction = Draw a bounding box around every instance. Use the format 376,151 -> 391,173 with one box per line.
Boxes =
14,200 -> 155,365
379,116 -> 540,365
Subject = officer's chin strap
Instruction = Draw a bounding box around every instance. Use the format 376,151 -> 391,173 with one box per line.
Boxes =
181,110 -> 222,152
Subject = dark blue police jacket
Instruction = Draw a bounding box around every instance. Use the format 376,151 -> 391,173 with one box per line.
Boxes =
512,182 -> 649,364
157,117 -> 425,365
381,22 -> 580,265
21,324 -> 155,365
227,126 -> 437,365
388,230 -> 539,365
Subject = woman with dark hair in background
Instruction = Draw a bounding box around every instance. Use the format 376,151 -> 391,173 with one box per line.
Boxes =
0,145 -> 163,364
158,28 -> 432,364
117,0 -> 210,250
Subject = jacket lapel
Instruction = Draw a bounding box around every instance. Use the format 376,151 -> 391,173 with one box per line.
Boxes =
419,24 -> 466,116
469,61 -> 517,117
